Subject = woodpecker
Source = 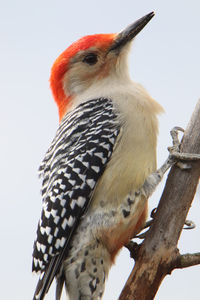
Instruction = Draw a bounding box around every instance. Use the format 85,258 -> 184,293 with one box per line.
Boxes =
33,12 -> 166,300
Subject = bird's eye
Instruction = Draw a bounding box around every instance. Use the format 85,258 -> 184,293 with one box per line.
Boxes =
82,53 -> 98,65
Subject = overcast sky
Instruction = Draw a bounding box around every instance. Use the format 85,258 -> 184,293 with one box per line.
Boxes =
1,1 -> 200,299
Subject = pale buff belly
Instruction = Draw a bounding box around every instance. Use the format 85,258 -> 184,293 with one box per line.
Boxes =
89,128 -> 156,260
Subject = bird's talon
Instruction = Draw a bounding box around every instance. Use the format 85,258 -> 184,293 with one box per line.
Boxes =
143,220 -> 153,229
166,155 -> 177,168
150,207 -> 157,219
170,126 -> 184,134
170,126 -> 184,148
184,220 -> 196,230
135,232 -> 147,239
135,216 -> 155,239
168,126 -> 200,164
168,147 -> 180,154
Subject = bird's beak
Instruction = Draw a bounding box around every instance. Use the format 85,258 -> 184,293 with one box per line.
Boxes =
110,11 -> 155,52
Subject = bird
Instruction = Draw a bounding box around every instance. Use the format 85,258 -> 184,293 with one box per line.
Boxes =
32,11 -> 166,300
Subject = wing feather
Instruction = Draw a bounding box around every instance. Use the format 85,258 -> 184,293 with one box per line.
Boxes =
32,98 -> 121,299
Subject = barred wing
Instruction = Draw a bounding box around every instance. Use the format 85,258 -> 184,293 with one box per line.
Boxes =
32,98 -> 121,299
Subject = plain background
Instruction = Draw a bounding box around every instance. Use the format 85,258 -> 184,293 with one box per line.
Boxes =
1,0 -> 200,299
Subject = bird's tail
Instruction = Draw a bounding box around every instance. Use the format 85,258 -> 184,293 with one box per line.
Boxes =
33,268 -> 65,300
33,256 -> 58,300
56,274 -> 65,300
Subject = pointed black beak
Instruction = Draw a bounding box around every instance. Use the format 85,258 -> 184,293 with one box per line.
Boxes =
110,11 -> 155,52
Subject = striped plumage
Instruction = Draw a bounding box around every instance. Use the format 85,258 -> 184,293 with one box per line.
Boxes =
33,98 -> 120,273
33,98 -> 120,298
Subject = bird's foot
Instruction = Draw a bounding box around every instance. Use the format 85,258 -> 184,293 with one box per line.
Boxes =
142,126 -> 200,199
135,209 -> 196,240
168,126 -> 200,169
125,208 -> 195,259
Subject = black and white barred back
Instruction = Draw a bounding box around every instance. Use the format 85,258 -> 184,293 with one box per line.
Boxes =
32,98 -> 121,278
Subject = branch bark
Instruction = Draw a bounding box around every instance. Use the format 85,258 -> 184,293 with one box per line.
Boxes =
174,252 -> 200,269
118,99 -> 200,300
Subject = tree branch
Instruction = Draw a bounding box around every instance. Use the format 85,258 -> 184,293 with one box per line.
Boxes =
118,99 -> 200,300
174,252 -> 200,269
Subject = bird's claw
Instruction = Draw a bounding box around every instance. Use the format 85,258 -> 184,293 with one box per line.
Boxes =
168,126 -> 200,168
168,126 -> 184,157
183,219 -> 196,230
150,207 -> 157,219
134,206 -> 195,240
134,208 -> 157,239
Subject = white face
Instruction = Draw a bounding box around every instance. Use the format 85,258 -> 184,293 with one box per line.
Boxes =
62,44 -> 131,96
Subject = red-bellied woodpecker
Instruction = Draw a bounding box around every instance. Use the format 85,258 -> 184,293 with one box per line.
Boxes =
32,11 -> 174,300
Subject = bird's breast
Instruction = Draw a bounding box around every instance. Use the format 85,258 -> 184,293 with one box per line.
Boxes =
91,85 -> 161,208
87,84 -> 163,259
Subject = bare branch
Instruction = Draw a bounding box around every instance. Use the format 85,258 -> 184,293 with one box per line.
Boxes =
118,99 -> 200,300
174,252 -> 200,269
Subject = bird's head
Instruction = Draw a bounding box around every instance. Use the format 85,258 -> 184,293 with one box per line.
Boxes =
50,12 -> 155,121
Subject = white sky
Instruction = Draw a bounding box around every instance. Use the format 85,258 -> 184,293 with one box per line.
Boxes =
1,0 -> 200,299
